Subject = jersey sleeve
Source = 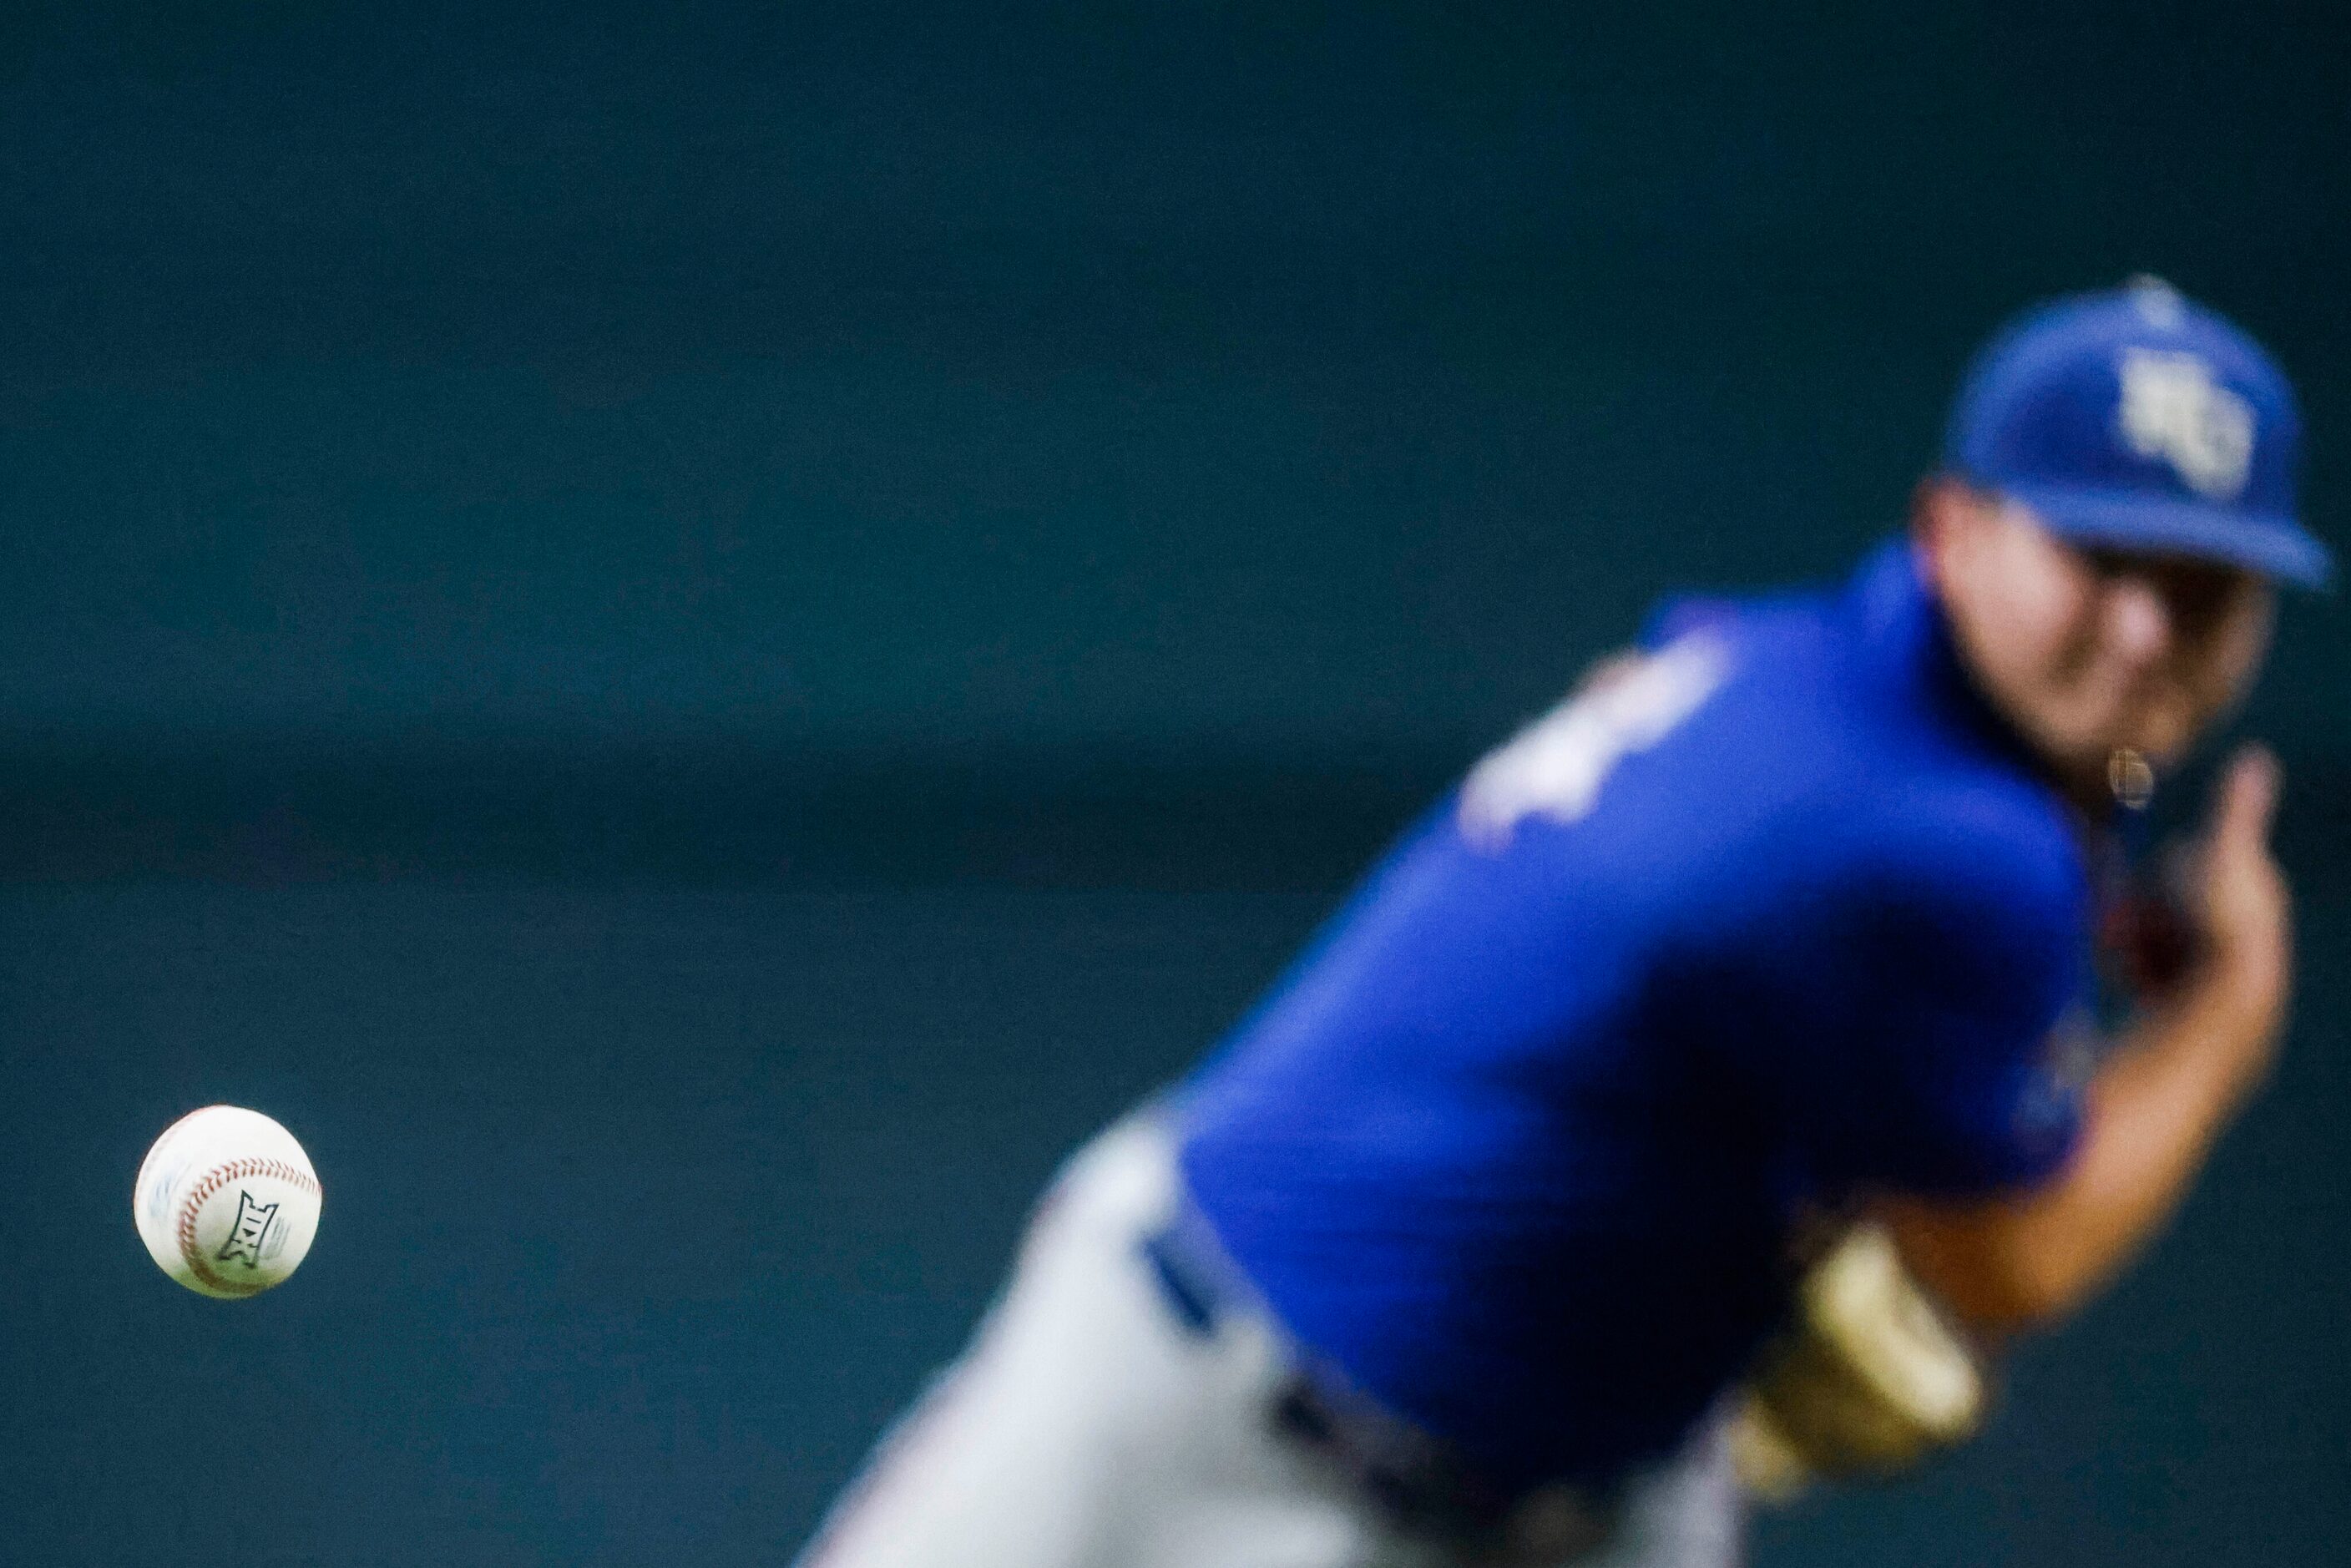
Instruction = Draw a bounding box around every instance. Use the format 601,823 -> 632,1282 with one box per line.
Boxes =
1710,804 -> 2092,1197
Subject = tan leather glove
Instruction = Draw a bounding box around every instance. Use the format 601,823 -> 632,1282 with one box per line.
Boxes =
1727,1222 -> 1989,1501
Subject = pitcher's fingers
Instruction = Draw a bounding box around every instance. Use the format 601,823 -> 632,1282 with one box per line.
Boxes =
2210,744 -> 2281,852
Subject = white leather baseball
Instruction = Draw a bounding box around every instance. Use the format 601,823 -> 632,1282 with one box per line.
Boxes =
134,1105 -> 322,1299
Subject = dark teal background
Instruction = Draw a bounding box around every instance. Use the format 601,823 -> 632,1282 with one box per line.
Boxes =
0,5 -> 2344,1564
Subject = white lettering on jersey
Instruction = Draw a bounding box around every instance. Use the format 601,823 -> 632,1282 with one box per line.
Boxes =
1458,632 -> 1731,852
2116,346 -> 2255,500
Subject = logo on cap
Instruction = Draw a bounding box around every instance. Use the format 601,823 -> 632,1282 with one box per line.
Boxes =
2115,346 -> 2254,500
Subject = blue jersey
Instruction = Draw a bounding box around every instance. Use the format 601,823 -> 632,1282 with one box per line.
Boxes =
1176,541 -> 2094,1490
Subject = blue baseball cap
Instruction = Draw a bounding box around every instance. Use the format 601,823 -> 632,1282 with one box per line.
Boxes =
1944,278 -> 2329,588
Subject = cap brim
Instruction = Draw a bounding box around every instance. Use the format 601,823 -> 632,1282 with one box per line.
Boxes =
2000,480 -> 2333,589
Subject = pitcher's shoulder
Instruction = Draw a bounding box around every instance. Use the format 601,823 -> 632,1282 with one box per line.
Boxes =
1821,765 -> 2090,945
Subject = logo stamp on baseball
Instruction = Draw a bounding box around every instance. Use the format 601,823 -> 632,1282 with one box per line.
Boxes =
133,1105 -> 322,1299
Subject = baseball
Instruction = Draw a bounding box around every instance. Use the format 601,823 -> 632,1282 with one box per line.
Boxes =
133,1105 -> 322,1299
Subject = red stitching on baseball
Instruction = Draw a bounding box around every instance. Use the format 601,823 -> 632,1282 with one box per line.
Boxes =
174,1157 -> 321,1296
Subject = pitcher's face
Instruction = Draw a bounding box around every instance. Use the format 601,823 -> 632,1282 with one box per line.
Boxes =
1917,483 -> 2275,786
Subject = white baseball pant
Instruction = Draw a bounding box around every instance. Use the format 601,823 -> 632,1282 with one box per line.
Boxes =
796,1115 -> 1744,1568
